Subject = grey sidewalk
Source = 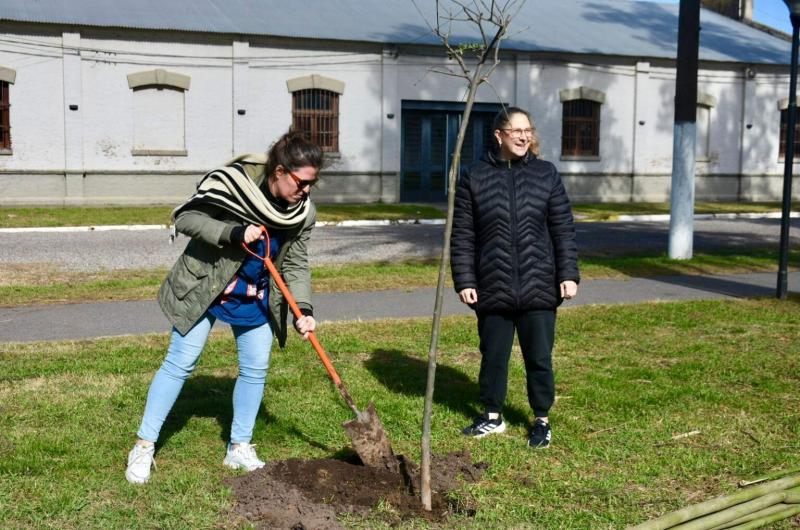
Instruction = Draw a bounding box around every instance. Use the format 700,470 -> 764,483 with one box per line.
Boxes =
1,271 -> 796,343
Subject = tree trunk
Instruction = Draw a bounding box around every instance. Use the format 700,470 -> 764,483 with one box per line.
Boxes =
420,76 -> 481,511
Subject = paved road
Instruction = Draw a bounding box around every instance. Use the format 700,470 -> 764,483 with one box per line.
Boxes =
1,217 -> 797,342
1,218 -> 798,271
1,272 -> 796,342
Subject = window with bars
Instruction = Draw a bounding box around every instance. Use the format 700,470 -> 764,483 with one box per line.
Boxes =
0,81 -> 10,150
779,107 -> 800,159
292,89 -> 339,153
561,99 -> 600,157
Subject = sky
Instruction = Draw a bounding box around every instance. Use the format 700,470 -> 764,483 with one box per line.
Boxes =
635,0 -> 794,34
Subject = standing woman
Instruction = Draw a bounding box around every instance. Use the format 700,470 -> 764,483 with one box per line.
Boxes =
451,107 -> 579,448
125,131 -> 323,483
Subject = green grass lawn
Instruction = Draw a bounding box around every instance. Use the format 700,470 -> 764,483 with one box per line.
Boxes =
316,203 -> 445,223
0,205 -> 176,228
0,202 -> 795,228
1,298 -> 798,528
572,201 -> 799,220
0,204 -> 445,228
1,250 -> 797,307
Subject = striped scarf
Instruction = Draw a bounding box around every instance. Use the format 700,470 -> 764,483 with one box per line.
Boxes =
172,161 -> 310,229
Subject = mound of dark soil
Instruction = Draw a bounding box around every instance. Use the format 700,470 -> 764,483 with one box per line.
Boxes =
226,450 -> 486,529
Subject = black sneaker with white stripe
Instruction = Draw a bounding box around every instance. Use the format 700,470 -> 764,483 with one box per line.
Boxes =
462,414 -> 506,438
528,418 -> 552,448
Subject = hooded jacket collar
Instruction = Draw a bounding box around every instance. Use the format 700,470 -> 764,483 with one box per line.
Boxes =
482,148 -> 535,168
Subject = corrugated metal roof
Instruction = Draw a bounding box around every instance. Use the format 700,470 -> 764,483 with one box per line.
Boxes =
0,0 -> 791,65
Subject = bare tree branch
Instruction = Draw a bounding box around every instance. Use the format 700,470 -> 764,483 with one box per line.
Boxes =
506,0 -> 526,22
503,25 -> 531,41
412,0 -> 437,34
445,40 -> 471,76
472,0 -> 483,15
477,17 -> 504,64
475,12 -> 489,48
480,78 -> 505,108
429,67 -> 470,79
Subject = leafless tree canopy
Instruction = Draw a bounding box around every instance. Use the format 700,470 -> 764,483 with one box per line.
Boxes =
413,0 -> 526,85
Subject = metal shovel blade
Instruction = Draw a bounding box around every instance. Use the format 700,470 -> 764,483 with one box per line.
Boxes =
342,402 -> 398,472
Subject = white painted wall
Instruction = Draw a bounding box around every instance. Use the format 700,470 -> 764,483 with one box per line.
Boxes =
0,31 -> 65,169
78,35 -> 235,171
0,24 -> 796,205
698,69 -> 744,172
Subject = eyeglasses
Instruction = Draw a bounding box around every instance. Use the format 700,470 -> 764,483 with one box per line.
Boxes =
286,169 -> 318,190
500,128 -> 535,139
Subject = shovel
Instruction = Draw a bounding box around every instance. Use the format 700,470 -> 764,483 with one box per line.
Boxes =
245,233 -> 397,470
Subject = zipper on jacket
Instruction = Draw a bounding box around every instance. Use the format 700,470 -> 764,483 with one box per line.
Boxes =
508,161 -> 520,310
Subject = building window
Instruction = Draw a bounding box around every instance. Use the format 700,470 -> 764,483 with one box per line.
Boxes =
695,92 -> 716,162
0,67 -> 15,152
287,74 -> 344,153
779,107 -> 800,159
127,69 -> 190,156
0,81 -> 10,150
696,105 -> 711,160
132,87 -> 186,155
561,99 -> 600,157
559,86 -> 604,159
292,89 -> 339,153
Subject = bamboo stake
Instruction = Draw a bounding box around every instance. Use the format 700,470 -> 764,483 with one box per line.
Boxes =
786,487 -> 800,503
667,489 -> 796,530
586,426 -> 616,437
707,503 -> 796,530
672,430 -> 702,440
721,505 -> 800,530
738,466 -> 800,488
627,475 -> 800,530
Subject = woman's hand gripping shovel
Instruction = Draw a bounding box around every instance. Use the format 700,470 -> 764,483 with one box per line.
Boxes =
243,226 -> 397,471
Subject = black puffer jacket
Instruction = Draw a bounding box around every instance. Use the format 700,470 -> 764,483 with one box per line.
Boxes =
450,150 -> 579,313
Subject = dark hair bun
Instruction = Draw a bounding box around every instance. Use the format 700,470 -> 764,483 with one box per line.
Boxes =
265,130 -> 324,177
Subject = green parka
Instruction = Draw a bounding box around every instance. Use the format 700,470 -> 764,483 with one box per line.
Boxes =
157,155 -> 315,346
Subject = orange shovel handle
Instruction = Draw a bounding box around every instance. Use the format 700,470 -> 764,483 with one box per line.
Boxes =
241,228 -> 358,415
260,255 -> 343,387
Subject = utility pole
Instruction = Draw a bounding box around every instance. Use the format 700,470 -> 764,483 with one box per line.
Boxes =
668,0 -> 701,259
777,0 -> 800,299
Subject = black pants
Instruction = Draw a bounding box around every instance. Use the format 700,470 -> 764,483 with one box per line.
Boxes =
477,309 -> 556,417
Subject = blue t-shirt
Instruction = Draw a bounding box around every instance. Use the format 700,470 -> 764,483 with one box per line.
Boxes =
208,232 -> 282,326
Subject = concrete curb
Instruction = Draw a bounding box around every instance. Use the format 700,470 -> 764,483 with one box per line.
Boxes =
0,219 -> 447,233
612,211 -> 800,222
0,224 -> 169,234
0,211 -> 795,233
314,218 -> 446,227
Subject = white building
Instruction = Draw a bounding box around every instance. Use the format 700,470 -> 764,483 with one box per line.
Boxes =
0,0 -> 797,205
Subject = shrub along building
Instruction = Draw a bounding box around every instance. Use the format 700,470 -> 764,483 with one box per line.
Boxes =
0,0 -> 797,205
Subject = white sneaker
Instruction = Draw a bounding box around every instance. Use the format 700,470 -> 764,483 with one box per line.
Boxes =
125,443 -> 155,484
223,442 -> 265,471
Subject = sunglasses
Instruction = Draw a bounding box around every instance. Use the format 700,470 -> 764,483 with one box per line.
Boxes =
285,169 -> 319,190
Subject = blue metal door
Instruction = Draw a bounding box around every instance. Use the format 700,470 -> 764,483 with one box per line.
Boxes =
400,101 -> 502,203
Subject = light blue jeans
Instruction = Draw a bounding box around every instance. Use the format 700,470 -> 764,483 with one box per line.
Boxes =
137,313 -> 272,444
